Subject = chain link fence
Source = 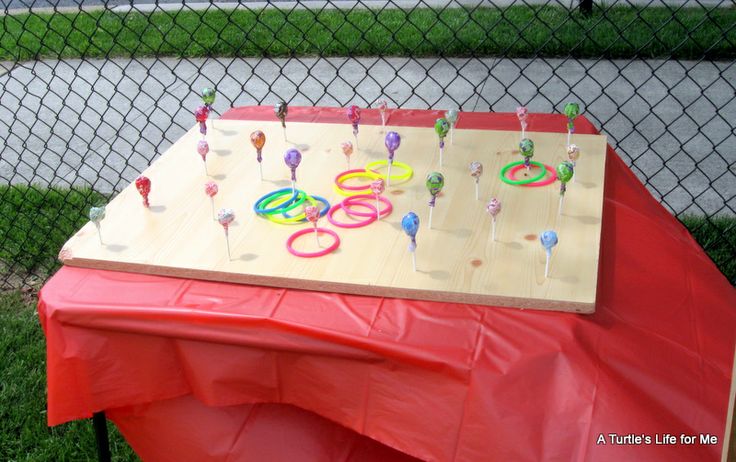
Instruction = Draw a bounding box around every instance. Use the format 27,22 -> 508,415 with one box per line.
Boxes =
0,0 -> 734,289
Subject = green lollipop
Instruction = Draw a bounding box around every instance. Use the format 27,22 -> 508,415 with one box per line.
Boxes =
426,171 -> 445,229
519,138 -> 534,170
434,118 -> 450,166
564,102 -> 580,145
556,161 -> 574,215
202,87 -> 216,107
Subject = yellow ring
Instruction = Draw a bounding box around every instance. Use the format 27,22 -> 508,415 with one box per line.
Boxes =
265,196 -> 317,225
334,170 -> 381,197
364,160 -> 413,184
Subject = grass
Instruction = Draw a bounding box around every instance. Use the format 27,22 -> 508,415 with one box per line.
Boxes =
680,214 -> 736,284
0,291 -> 139,461
1,5 -> 734,61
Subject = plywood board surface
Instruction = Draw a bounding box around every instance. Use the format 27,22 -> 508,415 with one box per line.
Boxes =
61,119 -> 608,313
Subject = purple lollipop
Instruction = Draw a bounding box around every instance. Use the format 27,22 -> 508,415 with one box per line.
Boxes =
284,148 -> 302,191
384,131 -> 401,186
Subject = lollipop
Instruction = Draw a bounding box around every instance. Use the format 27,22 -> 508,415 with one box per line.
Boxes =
486,198 -> 501,241
564,102 -> 580,146
556,161 -> 574,215
401,212 -> 420,272
469,161 -> 483,200
305,204 -> 321,247
205,181 -> 218,220
275,101 -> 288,140
202,87 -> 216,127
195,105 -> 209,138
250,130 -> 266,180
434,118 -> 450,166
519,138 -> 534,171
217,208 -> 235,260
370,178 -> 385,221
567,144 -> 580,183
284,148 -> 302,193
347,105 -> 361,147
426,172 -> 445,229
378,100 -> 388,128
540,230 -> 558,278
445,109 -> 459,145
384,131 -> 401,186
135,175 -> 151,208
516,106 -> 528,140
197,139 -> 210,175
89,206 -> 105,245
340,141 -> 353,169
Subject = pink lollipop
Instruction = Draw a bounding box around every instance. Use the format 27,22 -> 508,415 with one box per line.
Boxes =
340,141 -> 353,169
370,178 -> 385,221
197,139 -> 209,175
516,106 -> 528,140
205,181 -> 218,220
567,144 -> 581,182
195,105 -> 209,138
377,100 -> 388,128
486,198 -> 501,241
346,105 -> 361,145
305,204 -> 321,247
217,208 -> 235,260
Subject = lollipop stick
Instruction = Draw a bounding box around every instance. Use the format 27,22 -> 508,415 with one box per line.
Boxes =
210,197 -> 215,220
225,232 -> 231,261
545,252 -> 550,278
204,161 -> 209,176
95,223 -> 103,245
381,113 -> 386,128
347,157 -> 350,170
314,227 -> 321,248
428,206 -> 434,230
283,126 -> 287,142
376,197 -> 380,221
291,180 -> 296,195
411,251 -> 417,272
572,162 -> 577,183
475,181 -> 479,201
259,162 -> 263,181
567,131 -> 571,147
492,218 -> 496,242
558,195 -> 564,215
387,163 -> 392,187
521,126 -> 525,140
450,127 -> 454,145
440,146 -> 444,167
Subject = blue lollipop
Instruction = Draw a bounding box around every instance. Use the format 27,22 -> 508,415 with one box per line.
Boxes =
401,212 -> 420,271
540,230 -> 558,278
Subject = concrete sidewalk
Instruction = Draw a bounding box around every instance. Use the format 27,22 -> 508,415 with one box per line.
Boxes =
0,56 -> 733,215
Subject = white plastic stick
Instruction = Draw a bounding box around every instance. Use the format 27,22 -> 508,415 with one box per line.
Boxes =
314,227 -> 321,248
387,163 -> 392,187
492,218 -> 496,242
259,163 -> 263,181
95,223 -> 103,245
225,232 -> 231,261
440,146 -> 444,166
559,195 -> 564,215
376,197 -> 381,221
572,161 -> 577,183
381,113 -> 386,128
567,130 -> 571,147
545,252 -> 550,278
411,251 -> 417,272
292,180 -> 296,195
283,126 -> 287,142
347,157 -> 350,170
210,197 -> 215,220
428,206 -> 434,229
521,125 -> 526,140
450,127 -> 454,145
204,161 -> 208,176
475,181 -> 479,201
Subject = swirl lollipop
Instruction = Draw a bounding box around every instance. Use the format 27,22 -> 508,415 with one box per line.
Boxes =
135,175 -> 151,208
305,204 -> 321,247
340,141 -> 353,169
446,109 -> 459,145
567,144 -> 581,183
564,102 -> 580,146
197,139 -> 210,175
378,100 -> 388,129
284,148 -> 302,193
195,105 -> 209,138
347,105 -> 361,147
217,208 -> 235,260
205,181 -> 218,220
519,138 -> 534,172
469,161 -> 483,201
434,118 -> 450,166
275,101 -> 288,140
516,106 -> 528,140
557,161 -> 574,215
540,230 -> 558,278
89,206 -> 106,245
401,212 -> 420,272
250,130 -> 266,180
370,178 -> 385,221
426,172 -> 444,230
486,198 -> 501,241
202,87 -> 216,128
384,131 -> 401,186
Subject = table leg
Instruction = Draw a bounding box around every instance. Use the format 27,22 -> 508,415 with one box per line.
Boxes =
92,411 -> 111,462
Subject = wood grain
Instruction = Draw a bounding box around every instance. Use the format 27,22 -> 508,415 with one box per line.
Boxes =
61,119 -> 607,313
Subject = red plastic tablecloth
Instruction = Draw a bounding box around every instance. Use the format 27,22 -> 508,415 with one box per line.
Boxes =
39,107 -> 736,462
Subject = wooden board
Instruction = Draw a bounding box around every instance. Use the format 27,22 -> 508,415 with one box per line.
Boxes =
60,119 -> 607,313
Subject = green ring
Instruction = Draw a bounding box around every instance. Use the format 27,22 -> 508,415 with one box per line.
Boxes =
257,189 -> 307,215
500,161 -> 547,185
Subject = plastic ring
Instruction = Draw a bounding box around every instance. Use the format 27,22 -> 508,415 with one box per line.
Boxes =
364,160 -> 413,184
265,196 -> 330,225
281,195 -> 330,219
342,195 -> 393,218
509,164 -> 557,187
327,202 -> 377,228
255,188 -> 307,215
335,169 -> 380,191
499,161 -> 546,185
286,228 -> 340,258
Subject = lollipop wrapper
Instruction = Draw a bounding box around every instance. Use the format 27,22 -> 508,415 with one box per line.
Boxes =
408,238 -> 417,253
428,196 -> 437,207
257,149 -> 262,163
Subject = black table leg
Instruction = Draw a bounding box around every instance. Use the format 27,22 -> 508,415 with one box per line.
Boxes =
92,411 -> 111,462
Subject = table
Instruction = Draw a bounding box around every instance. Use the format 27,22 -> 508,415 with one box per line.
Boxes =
39,107 -> 736,461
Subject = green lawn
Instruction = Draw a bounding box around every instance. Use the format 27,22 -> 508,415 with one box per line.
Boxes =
1,5 -> 734,61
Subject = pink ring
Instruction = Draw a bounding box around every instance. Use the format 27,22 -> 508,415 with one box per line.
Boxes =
327,202 -> 377,228
342,194 -> 393,218
334,169 -> 374,191
509,163 -> 557,187
286,227 -> 340,258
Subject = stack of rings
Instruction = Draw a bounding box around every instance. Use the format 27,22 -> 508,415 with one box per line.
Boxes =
254,187 -> 330,224
334,169 -> 380,196
364,160 -> 413,184
286,228 -> 340,258
499,160 -> 557,187
327,194 -> 393,228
